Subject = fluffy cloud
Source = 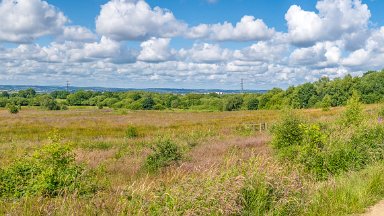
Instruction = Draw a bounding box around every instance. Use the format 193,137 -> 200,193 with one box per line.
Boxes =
290,42 -> 341,67
286,0 -> 370,46
187,16 -> 274,41
138,38 -> 172,62
2,0 -> 384,89
179,43 -> 233,63
96,0 -> 187,41
60,26 -> 97,42
234,35 -> 289,63
0,0 -> 68,43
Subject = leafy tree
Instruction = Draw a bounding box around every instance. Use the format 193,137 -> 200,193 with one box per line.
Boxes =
40,95 -> 60,110
321,94 -> 332,111
142,96 -> 155,110
1,91 -> 9,98
224,95 -> 243,111
17,88 -> 36,98
0,98 -> 7,108
6,103 -> 20,114
50,91 -> 70,99
341,91 -> 363,127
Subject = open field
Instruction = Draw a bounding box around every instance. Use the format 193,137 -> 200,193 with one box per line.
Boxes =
1,105 -> 384,215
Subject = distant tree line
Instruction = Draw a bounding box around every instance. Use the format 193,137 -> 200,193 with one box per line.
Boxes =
1,70 -> 384,112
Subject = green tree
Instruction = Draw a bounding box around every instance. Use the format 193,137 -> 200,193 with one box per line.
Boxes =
40,95 -> 60,110
1,91 -> 9,98
6,103 -> 20,114
224,96 -> 243,111
341,91 -> 363,127
321,94 -> 332,111
142,96 -> 155,110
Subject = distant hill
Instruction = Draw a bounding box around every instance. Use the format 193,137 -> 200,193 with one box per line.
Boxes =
0,85 -> 267,94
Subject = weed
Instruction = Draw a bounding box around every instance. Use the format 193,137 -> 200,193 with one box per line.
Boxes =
126,126 -> 139,138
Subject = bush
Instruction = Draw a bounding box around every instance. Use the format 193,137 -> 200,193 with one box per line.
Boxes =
340,91 -> 363,127
142,97 -> 155,110
6,103 -> 20,114
41,96 -> 61,110
224,96 -> 243,111
0,136 -> 97,198
321,94 -> 331,111
145,139 -> 182,172
126,126 -> 139,138
247,97 -> 259,110
271,112 -> 304,149
0,98 -> 7,107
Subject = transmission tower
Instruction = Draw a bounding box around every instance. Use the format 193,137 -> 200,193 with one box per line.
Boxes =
66,81 -> 70,92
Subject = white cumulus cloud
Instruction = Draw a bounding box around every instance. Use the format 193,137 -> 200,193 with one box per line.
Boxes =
138,38 -> 172,62
0,0 -> 68,43
96,0 -> 187,41
187,15 -> 274,41
286,0 -> 370,46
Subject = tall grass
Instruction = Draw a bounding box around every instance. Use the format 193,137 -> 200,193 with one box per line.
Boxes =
1,106 -> 384,215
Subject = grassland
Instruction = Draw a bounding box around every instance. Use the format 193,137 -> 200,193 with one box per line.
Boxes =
0,105 -> 383,215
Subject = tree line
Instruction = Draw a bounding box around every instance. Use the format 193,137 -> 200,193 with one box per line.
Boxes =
1,69 -> 384,112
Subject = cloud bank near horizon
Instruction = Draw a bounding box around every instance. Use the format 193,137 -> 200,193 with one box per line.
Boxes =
0,0 -> 383,89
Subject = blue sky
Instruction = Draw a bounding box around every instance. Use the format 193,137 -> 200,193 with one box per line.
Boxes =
1,0 -> 384,89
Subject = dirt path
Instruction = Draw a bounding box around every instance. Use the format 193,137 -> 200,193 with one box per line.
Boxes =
362,201 -> 384,216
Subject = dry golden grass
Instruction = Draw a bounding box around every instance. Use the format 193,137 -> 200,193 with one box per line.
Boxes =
1,105 -> 382,215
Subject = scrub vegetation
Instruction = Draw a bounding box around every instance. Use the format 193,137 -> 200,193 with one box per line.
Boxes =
1,71 -> 384,215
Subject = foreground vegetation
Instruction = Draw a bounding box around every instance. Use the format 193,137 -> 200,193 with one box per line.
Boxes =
2,70 -> 384,112
1,93 -> 384,214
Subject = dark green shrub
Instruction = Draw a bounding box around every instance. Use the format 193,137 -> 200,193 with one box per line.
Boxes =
0,138 -> 97,198
6,103 -> 20,114
126,126 -> 139,138
142,97 -> 155,110
0,98 -> 7,107
41,96 -> 61,110
224,96 -> 243,111
247,97 -> 259,110
145,139 -> 182,172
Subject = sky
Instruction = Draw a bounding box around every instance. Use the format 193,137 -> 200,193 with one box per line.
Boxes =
0,0 -> 384,90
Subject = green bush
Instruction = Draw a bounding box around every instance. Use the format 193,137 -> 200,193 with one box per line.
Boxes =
246,97 -> 259,110
126,126 -> 139,138
340,91 -> 363,127
224,96 -> 243,111
41,96 -> 61,110
0,98 -> 7,107
271,112 -> 304,149
6,103 -> 20,114
145,139 -> 182,172
0,137 -> 97,198
321,94 -> 332,111
142,97 -> 155,110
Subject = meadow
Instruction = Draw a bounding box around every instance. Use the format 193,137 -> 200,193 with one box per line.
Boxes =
1,103 -> 384,215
